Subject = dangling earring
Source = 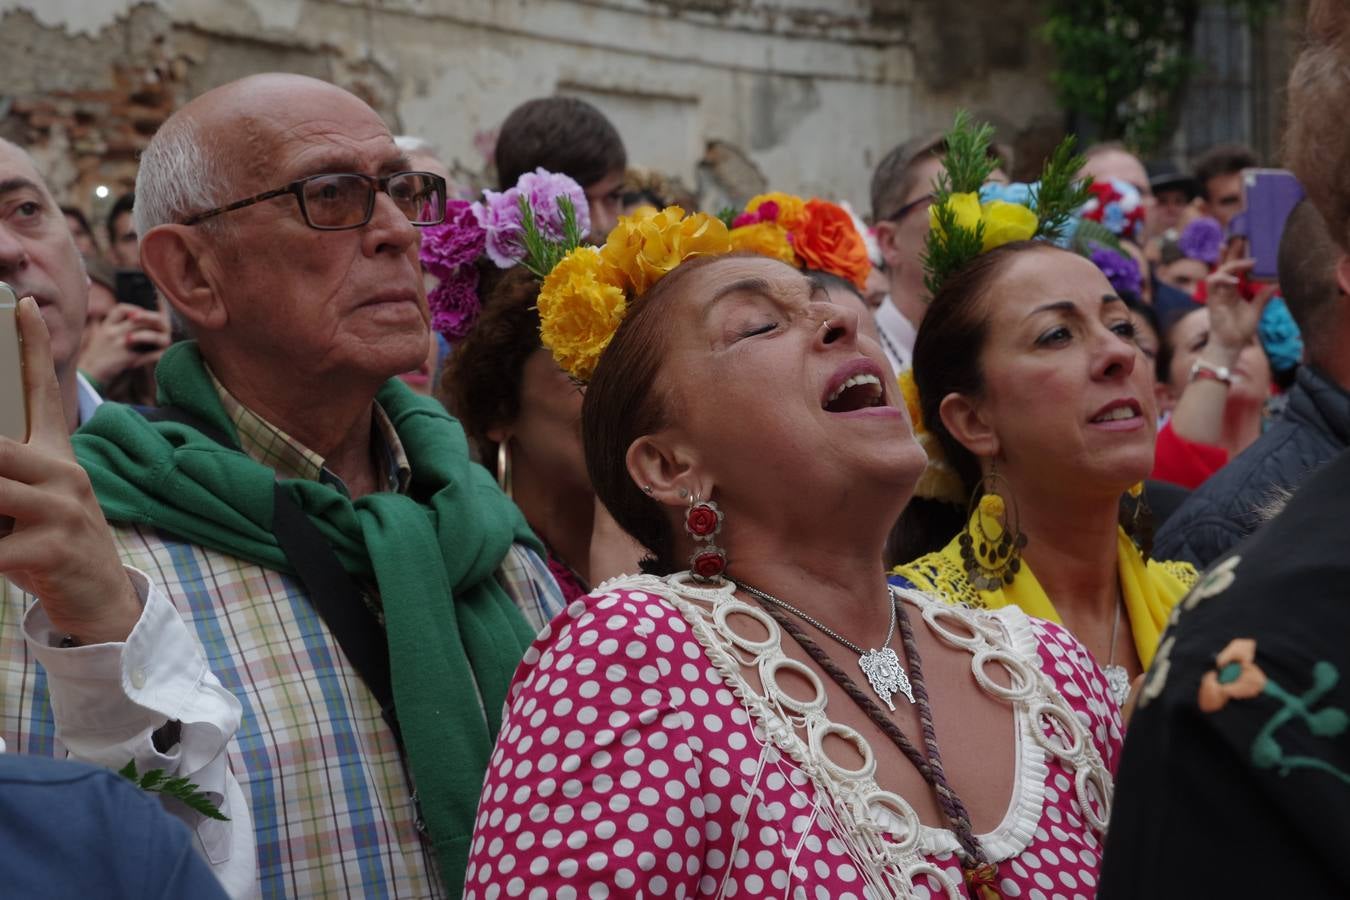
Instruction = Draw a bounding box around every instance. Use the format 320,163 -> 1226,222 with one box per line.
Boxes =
684,492 -> 727,583
496,441 -> 513,500
1121,482 -> 1154,561
958,463 -> 1027,591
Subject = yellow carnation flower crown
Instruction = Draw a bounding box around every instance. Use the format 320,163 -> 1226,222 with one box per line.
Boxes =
535,206 -> 732,381
534,193 -> 874,382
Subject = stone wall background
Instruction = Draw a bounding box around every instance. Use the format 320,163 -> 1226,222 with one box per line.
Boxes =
0,0 -> 1071,225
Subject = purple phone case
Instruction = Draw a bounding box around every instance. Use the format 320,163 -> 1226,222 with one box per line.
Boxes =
1242,169 -> 1305,281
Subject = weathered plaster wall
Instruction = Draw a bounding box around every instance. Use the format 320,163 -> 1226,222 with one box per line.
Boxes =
0,0 -> 1062,218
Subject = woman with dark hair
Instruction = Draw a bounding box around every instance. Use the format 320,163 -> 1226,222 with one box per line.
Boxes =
887,119 -> 1198,713
461,204 -> 1121,897
892,241 -> 1196,712
442,267 -> 642,600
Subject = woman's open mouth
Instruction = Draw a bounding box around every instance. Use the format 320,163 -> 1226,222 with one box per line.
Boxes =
823,373 -> 886,413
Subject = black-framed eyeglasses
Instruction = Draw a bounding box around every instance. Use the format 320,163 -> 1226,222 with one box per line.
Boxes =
181,171 -> 448,231
884,192 -> 936,224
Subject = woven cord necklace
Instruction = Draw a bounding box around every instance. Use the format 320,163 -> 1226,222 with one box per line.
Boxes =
738,582 -> 1000,898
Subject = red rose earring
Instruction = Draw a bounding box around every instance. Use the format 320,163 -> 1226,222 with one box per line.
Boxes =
684,492 -> 727,583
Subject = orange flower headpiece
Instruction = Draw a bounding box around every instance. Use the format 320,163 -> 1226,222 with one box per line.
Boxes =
727,193 -> 872,292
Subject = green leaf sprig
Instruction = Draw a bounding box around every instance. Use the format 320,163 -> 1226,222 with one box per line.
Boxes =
1031,136 -> 1091,242
921,111 -> 996,298
518,194 -> 585,280
119,759 -> 229,822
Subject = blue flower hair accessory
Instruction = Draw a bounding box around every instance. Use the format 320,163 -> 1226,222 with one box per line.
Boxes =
1259,296 -> 1304,374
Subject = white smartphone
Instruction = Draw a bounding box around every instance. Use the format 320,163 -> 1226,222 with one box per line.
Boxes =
0,283 -> 29,442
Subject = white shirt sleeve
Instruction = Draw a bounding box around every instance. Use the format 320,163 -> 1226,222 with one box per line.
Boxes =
21,567 -> 257,898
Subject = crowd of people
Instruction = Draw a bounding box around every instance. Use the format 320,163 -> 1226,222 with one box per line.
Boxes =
0,2 -> 1347,897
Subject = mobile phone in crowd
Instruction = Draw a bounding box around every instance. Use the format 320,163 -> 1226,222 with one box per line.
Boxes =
0,283 -> 29,443
1241,169 -> 1305,282
114,269 -> 160,312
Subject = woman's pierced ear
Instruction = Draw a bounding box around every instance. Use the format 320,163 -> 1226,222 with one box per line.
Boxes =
642,485 -> 654,495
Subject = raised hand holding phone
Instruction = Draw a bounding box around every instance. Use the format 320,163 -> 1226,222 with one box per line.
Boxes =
0,292 -> 139,644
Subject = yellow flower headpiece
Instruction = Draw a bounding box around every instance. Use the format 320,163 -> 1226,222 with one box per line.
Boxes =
537,206 -> 731,381
922,111 -> 1089,297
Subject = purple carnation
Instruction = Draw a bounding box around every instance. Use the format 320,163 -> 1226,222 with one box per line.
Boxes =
419,200 -> 486,278
1177,217 -> 1223,266
516,168 -> 591,241
472,187 -> 527,268
1090,245 -> 1143,298
427,267 -> 482,343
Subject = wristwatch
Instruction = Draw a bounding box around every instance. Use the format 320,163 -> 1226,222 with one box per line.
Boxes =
1189,359 -> 1233,387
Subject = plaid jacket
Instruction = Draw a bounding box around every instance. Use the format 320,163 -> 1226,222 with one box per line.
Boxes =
0,381 -> 563,898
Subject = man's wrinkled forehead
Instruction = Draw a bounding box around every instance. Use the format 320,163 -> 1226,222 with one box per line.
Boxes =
220,105 -> 401,192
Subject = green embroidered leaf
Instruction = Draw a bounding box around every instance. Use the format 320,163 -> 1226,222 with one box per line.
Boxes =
1308,707 -> 1349,739
118,760 -> 229,822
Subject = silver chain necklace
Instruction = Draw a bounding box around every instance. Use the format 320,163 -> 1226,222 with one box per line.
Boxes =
737,581 -> 915,710
1102,598 -> 1130,707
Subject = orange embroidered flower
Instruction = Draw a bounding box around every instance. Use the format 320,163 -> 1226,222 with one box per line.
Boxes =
729,221 -> 798,267
1197,638 -> 1268,712
793,199 -> 872,290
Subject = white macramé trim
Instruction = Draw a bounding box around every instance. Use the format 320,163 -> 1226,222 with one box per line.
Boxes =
593,573 -> 1112,896
902,593 -> 1050,861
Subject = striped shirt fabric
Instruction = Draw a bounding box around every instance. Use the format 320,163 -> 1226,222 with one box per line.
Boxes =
1,384 -> 564,898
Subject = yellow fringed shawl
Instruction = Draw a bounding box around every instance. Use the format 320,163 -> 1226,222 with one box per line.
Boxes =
893,513 -> 1195,669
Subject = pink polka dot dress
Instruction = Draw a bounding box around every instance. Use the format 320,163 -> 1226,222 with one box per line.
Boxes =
465,574 -> 1122,899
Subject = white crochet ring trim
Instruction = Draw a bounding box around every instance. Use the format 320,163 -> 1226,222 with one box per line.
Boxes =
598,572 -> 1112,899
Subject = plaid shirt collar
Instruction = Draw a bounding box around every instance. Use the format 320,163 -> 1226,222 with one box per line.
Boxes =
208,367 -> 412,497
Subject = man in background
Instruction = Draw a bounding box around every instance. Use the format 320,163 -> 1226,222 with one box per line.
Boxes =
494,96 -> 628,239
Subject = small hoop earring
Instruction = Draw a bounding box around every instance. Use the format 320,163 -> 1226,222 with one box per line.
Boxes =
958,461 -> 1027,591
496,441 -> 512,500
684,492 -> 727,583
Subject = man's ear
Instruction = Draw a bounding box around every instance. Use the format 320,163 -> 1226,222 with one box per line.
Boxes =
139,224 -> 229,332
938,390 -> 999,460
1335,253 -> 1350,300
873,219 -> 904,271
626,432 -> 707,505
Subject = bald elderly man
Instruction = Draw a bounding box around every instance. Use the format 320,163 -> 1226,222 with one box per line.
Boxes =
65,74 -> 564,896
0,137 -> 249,893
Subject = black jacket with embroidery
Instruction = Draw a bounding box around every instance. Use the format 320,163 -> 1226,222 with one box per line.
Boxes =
1153,365 -> 1350,568
1100,448 -> 1350,898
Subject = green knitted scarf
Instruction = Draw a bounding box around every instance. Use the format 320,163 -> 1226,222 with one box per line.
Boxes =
72,342 -> 539,893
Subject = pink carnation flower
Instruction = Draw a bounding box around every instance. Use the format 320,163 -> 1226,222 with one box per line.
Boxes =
516,168 -> 591,241
427,267 -> 482,343
419,200 -> 486,277
472,187 -> 527,268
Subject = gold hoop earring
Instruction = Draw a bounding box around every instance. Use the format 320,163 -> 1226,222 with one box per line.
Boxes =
496,441 -> 512,500
958,462 -> 1027,591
